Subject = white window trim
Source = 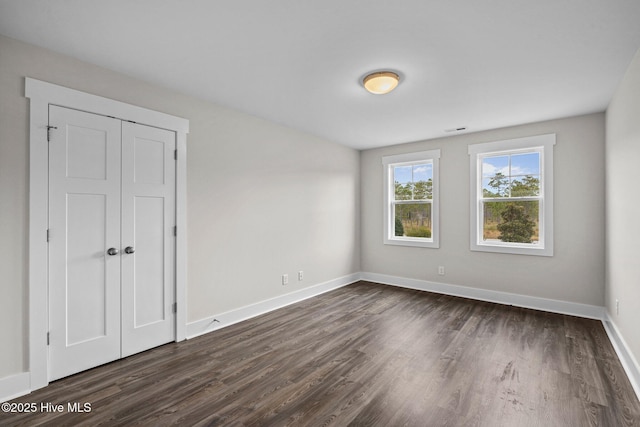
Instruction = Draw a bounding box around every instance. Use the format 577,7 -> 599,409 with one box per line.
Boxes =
383,149 -> 440,248
468,134 -> 555,256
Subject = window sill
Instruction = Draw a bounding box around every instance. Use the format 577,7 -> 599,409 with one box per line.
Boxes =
385,238 -> 439,249
471,241 -> 553,256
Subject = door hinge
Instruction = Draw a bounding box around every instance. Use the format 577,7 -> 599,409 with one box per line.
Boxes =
47,332 -> 50,345
46,125 -> 58,142
172,302 -> 177,313
174,149 -> 177,160
46,229 -> 50,242
173,226 -> 177,236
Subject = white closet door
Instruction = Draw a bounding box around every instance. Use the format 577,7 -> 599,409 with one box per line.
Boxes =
48,106 -> 122,381
121,122 -> 176,357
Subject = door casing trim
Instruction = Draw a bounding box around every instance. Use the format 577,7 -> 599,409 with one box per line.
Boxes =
26,77 -> 189,391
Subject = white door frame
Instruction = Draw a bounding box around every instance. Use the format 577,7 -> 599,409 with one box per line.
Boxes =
26,78 -> 189,391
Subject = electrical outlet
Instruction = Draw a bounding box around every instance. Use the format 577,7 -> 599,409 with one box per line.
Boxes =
282,274 -> 288,285
438,266 -> 445,276
298,271 -> 304,281
616,299 -> 619,315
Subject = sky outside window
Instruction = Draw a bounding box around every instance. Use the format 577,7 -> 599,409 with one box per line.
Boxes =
394,164 -> 432,184
482,152 -> 540,197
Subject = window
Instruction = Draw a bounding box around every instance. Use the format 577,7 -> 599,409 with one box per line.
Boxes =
469,134 -> 555,256
383,150 -> 440,248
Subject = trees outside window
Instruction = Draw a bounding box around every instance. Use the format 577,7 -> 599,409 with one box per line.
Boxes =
383,150 -> 440,248
469,135 -> 555,256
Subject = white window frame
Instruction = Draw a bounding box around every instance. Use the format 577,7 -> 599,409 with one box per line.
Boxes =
468,134 -> 555,256
383,149 -> 440,248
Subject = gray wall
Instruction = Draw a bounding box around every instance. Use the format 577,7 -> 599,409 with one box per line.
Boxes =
0,35 -> 360,379
606,47 -> 640,367
4,31 -> 636,389
361,114 -> 606,305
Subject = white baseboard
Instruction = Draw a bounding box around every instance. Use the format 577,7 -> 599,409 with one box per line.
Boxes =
188,272 -> 607,340
602,315 -> 640,402
6,273 -> 635,404
360,272 -> 606,320
186,273 -> 360,339
0,372 -> 30,403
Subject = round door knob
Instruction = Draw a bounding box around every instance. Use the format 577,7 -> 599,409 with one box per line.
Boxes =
107,247 -> 119,256
124,246 -> 135,254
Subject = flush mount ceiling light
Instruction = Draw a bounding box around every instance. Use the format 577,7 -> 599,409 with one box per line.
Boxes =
363,71 -> 400,95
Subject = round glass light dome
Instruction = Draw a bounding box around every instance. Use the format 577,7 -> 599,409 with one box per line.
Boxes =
363,71 -> 400,94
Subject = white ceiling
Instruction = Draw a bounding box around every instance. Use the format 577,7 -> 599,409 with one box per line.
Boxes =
1,0 -> 640,150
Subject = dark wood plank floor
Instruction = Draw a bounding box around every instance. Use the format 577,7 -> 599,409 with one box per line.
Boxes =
3,281 -> 640,426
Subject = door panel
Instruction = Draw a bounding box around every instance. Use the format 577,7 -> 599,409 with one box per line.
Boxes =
48,106 -> 122,381
121,122 -> 176,357
133,196 -> 166,327
134,137 -> 166,184
66,125 -> 108,180
66,193 -> 108,345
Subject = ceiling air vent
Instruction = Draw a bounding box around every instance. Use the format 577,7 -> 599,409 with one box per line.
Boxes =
445,127 -> 467,133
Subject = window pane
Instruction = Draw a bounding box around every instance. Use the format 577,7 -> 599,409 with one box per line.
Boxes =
394,181 -> 412,200
393,163 -> 433,201
482,201 -> 539,243
393,166 -> 412,184
413,164 -> 432,200
413,179 -> 433,200
413,164 -> 432,182
482,175 -> 509,198
393,165 -> 412,201
510,175 -> 540,197
482,155 -> 509,177
511,152 -> 540,176
394,203 -> 432,238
